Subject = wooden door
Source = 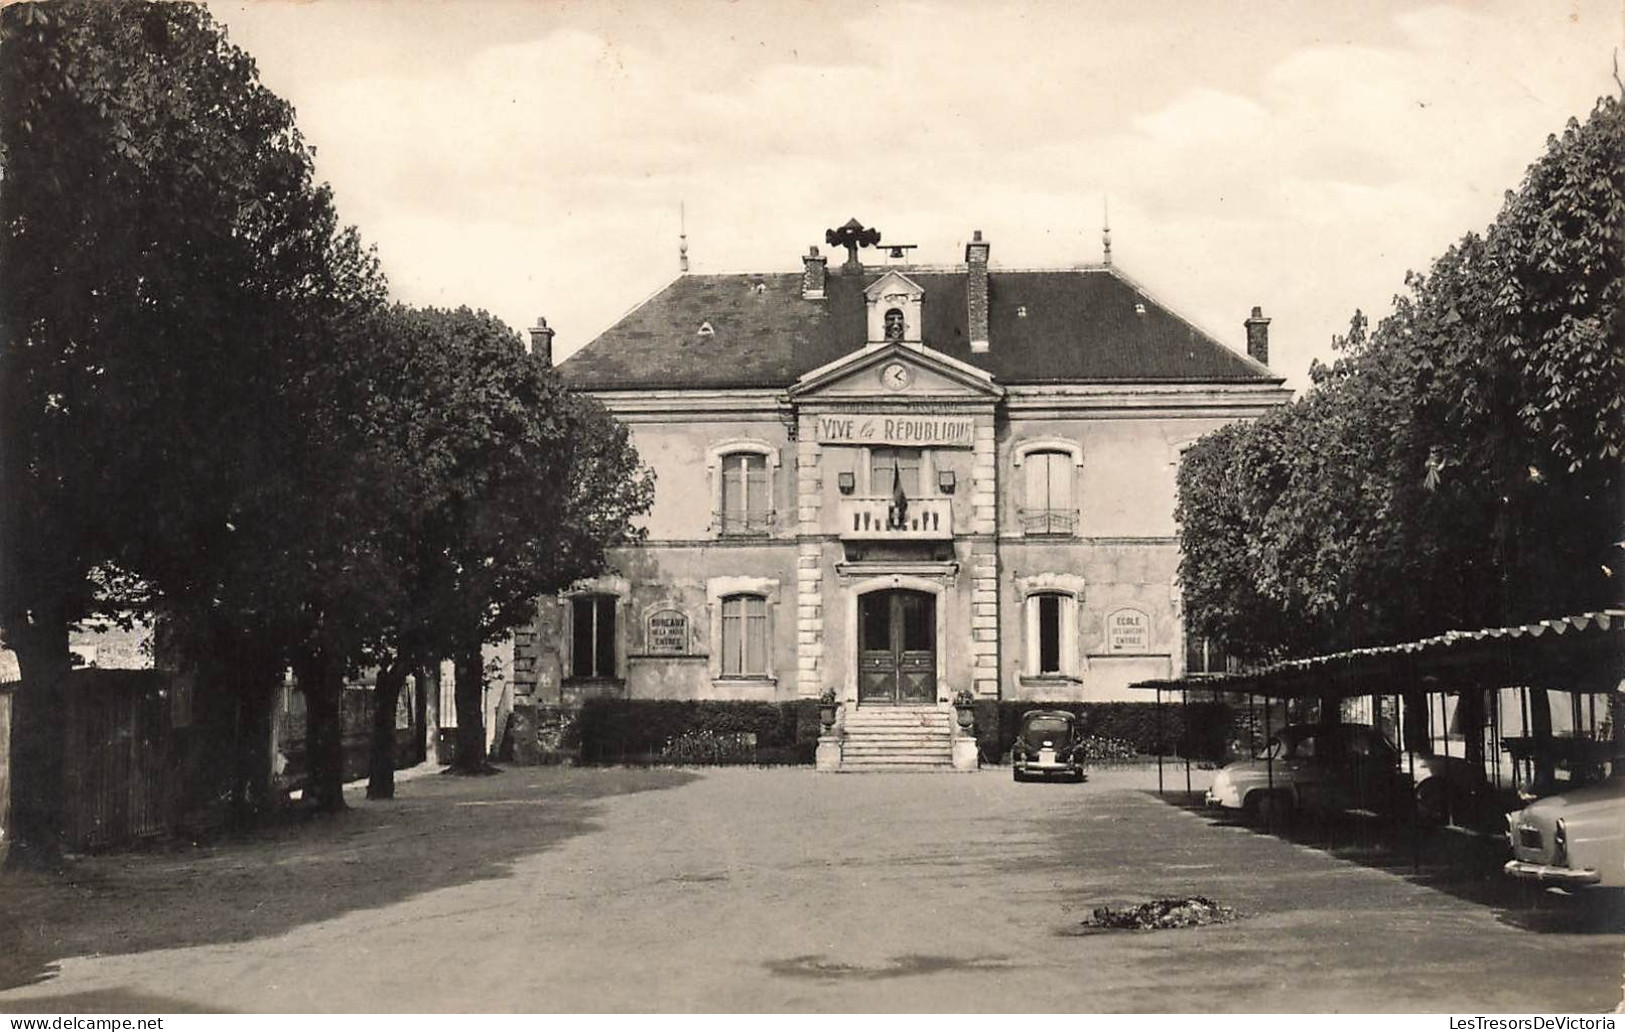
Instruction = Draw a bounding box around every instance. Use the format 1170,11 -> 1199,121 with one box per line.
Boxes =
858,590 -> 936,705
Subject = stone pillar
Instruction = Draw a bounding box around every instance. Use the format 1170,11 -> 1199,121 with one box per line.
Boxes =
796,415 -> 826,700
969,414 -> 1000,697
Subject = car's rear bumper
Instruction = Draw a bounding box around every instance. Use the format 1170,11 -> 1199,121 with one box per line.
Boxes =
1014,761 -> 1082,777
1503,859 -> 1600,886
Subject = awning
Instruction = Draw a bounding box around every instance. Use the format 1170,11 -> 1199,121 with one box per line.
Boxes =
1132,609 -> 1625,700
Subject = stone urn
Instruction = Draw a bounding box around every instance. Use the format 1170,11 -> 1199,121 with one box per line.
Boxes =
953,690 -> 976,734
819,688 -> 839,732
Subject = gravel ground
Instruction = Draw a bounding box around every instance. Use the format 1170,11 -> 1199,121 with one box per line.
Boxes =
0,764 -> 1619,1013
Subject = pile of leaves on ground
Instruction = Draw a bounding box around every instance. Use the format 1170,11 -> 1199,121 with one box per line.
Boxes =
1079,896 -> 1239,932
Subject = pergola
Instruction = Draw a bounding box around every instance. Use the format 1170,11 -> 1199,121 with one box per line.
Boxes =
1131,609 -> 1625,804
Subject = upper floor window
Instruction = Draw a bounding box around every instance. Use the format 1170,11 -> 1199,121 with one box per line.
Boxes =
721,452 -> 771,534
1014,439 -> 1082,536
720,594 -> 770,677
570,594 -> 618,680
870,446 -> 922,497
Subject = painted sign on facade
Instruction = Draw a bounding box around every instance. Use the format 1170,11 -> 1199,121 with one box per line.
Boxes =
1105,608 -> 1150,654
646,608 -> 690,654
814,414 -> 975,448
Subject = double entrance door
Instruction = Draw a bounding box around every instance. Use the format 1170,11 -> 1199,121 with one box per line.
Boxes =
858,589 -> 936,705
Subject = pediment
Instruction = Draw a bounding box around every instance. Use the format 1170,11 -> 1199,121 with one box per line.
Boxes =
863,270 -> 925,301
788,342 -> 1003,402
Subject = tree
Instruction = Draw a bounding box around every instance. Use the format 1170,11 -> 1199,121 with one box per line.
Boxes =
352,307 -> 652,794
1177,94 -> 1624,663
0,1 -> 385,857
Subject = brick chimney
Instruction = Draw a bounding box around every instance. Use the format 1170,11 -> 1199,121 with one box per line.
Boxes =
966,230 -> 990,354
802,245 -> 827,299
1244,306 -> 1270,366
529,316 -> 555,367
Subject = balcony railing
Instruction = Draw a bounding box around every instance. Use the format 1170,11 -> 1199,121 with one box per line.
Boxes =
714,510 -> 775,536
1019,508 -> 1078,536
839,495 -> 952,540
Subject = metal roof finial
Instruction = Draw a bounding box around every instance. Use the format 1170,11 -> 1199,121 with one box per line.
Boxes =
679,201 -> 689,274
1102,196 -> 1112,267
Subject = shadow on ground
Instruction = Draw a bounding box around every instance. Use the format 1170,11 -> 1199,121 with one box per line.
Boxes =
0,767 -> 695,991
1150,790 -> 1625,935
0,988 -> 234,1014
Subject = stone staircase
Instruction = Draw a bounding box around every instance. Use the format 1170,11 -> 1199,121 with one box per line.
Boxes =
838,706 -> 956,772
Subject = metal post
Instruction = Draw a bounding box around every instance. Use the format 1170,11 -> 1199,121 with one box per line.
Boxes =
1264,694 -> 1275,833
1183,688 -> 1192,798
1491,687 -> 1502,793
1156,687 -> 1164,797
1248,693 -> 1258,758
1518,686 -> 1530,792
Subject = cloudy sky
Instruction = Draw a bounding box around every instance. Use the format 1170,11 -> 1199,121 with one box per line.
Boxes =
213,0 -> 1620,388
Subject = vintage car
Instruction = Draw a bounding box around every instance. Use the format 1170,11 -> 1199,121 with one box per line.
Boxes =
1505,772 -> 1625,889
1204,722 -> 1485,824
1011,709 -> 1085,782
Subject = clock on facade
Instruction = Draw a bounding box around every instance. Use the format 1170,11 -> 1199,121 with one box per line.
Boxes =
879,362 -> 914,392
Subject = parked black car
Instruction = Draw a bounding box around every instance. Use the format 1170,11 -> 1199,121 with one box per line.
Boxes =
1012,709 -> 1085,782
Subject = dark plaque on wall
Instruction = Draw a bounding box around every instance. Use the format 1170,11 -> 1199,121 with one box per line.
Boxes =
646,608 -> 690,655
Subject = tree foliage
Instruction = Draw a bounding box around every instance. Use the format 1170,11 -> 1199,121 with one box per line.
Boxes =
1,1 -> 653,841
1177,94 -> 1624,664
352,306 -> 653,788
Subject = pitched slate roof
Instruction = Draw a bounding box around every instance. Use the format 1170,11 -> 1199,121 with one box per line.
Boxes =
558,265 -> 1278,390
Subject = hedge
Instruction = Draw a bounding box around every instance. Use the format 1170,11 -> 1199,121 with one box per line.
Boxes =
576,699 -> 819,765
974,701 -> 1233,764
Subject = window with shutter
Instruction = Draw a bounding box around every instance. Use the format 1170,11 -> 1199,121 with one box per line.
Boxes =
721,594 -> 769,677
1020,449 -> 1077,535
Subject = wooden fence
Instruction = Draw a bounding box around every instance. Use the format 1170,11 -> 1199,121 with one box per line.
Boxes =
63,670 -> 175,850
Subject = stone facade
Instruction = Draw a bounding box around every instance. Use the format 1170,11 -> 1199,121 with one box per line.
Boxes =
514,230 -> 1290,723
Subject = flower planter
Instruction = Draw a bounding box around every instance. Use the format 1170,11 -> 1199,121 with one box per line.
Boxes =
820,703 -> 838,732
955,705 -> 975,733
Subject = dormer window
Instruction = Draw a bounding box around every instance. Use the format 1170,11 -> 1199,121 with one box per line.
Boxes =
697,321 -> 715,337
884,308 -> 906,342
863,270 -> 924,346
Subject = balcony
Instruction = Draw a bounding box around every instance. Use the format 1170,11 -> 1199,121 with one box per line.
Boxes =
714,510 -> 775,537
839,495 -> 952,541
1018,508 -> 1078,536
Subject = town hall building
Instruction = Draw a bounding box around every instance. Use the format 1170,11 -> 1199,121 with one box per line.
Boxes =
512,222 -> 1290,768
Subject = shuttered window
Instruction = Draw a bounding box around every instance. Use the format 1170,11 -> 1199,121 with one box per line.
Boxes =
721,453 -> 770,532
720,594 -> 769,676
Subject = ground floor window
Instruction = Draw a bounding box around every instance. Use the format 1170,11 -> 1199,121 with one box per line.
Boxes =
571,594 -> 618,680
720,594 -> 769,676
1023,591 -> 1078,679
1185,632 -> 1234,676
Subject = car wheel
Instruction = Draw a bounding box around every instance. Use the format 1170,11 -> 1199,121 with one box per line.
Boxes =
1414,779 -> 1450,825
1250,790 -> 1294,827
1012,769 -> 1026,783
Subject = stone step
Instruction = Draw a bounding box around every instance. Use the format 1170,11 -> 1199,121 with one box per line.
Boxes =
842,744 -> 954,755
839,763 -> 958,772
845,723 -> 950,730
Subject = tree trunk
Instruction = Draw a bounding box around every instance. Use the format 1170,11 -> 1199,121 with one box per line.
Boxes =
226,642 -> 280,826
449,645 -> 489,774
423,663 -> 442,766
412,670 -> 428,766
366,659 -> 410,800
296,648 -> 347,811
2,612 -> 73,871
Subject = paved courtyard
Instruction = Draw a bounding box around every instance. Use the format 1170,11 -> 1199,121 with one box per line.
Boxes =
1,765 -> 1621,1013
